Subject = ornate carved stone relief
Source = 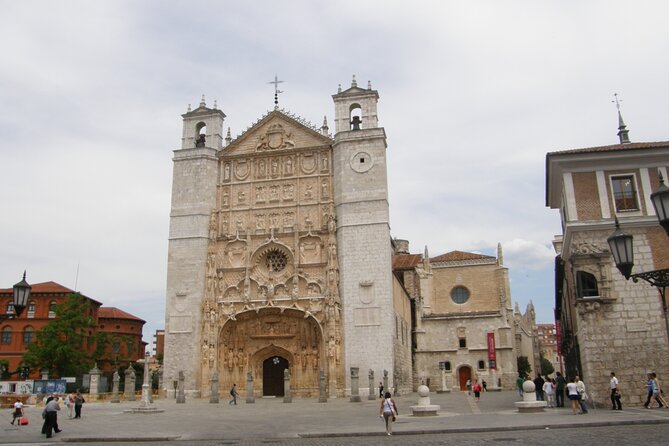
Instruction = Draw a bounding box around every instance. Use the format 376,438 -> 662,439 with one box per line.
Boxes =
255,123 -> 295,151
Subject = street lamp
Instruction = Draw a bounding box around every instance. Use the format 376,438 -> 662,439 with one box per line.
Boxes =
651,173 -> 669,237
607,218 -> 669,345
0,271 -> 31,322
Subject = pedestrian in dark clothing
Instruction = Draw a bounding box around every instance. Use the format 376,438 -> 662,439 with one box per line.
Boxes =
74,391 -> 85,418
42,396 -> 62,438
533,375 -> 545,401
555,372 -> 566,407
229,384 -> 238,405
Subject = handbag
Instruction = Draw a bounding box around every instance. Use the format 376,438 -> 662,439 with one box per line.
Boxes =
19,417 -> 29,425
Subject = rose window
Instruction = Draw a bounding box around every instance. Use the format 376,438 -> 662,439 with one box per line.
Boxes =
265,250 -> 287,272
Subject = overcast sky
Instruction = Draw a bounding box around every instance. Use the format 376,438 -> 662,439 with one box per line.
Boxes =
2,1 -> 668,348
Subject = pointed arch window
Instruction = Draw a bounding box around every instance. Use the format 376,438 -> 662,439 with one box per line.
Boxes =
576,271 -> 599,298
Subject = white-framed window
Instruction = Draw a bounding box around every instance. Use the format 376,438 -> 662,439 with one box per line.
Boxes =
610,174 -> 640,212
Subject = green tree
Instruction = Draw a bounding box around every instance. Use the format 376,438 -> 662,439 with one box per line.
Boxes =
517,356 -> 532,377
22,293 -> 98,377
540,353 -> 555,377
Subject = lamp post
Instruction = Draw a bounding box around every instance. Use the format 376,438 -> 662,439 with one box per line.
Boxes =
0,271 -> 31,322
607,173 -> 669,347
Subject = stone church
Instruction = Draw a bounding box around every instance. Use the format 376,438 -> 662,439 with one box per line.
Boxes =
163,78 -> 413,398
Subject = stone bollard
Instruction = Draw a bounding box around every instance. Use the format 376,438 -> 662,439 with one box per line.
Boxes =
210,369 -> 219,404
246,371 -> 255,404
176,371 -> 185,404
125,367 -> 137,402
318,369 -> 327,403
515,378 -> 546,412
410,384 -> 440,416
368,369 -> 376,400
110,370 -> 120,403
350,367 -> 361,402
383,370 -> 389,397
283,369 -> 292,403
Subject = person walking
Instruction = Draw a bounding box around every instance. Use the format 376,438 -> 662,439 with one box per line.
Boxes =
610,372 -> 622,410
566,377 -> 582,415
42,396 -> 62,438
466,379 -> 472,396
378,391 -> 398,436
472,380 -> 482,401
10,399 -> 23,425
575,375 -> 588,414
73,390 -> 85,418
645,373 -> 665,409
229,384 -> 238,405
64,393 -> 74,418
653,373 -> 668,408
378,381 -> 384,398
543,378 -> 555,408
555,372 -> 566,407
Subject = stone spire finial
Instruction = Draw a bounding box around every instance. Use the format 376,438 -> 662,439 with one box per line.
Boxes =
497,242 -> 504,266
423,245 -> 431,271
320,115 -> 329,136
225,127 -> 232,146
367,80 -> 372,90
200,94 -> 206,107
187,103 -> 191,112
337,84 -> 342,93
613,93 -> 630,144
213,99 -> 218,110
351,74 -> 357,88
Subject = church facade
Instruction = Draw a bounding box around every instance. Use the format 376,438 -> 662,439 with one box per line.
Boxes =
163,79 -> 412,398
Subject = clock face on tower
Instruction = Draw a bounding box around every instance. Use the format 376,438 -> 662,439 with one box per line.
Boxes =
350,151 -> 373,173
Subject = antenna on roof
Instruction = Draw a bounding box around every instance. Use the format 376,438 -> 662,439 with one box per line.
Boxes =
74,262 -> 80,292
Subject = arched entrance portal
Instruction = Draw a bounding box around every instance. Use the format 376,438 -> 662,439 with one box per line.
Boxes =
458,366 -> 472,391
263,356 -> 288,396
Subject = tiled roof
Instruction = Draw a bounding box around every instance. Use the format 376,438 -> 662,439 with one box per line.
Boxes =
98,307 -> 146,323
392,254 -> 422,270
0,281 -> 102,305
547,141 -> 669,156
430,250 -> 495,263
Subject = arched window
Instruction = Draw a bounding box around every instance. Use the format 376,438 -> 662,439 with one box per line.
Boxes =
195,122 -> 207,147
23,326 -> 33,344
349,104 -> 362,130
48,301 -> 57,318
1,327 -> 12,344
576,271 -> 599,298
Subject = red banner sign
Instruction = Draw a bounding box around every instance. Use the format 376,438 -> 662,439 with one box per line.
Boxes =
487,332 -> 496,370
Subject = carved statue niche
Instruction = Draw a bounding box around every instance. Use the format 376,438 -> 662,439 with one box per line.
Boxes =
226,239 -> 248,268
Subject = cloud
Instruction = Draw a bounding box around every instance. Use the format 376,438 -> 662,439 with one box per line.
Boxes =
501,239 -> 556,271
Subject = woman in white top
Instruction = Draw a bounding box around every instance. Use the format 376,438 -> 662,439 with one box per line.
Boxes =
378,392 -> 398,436
566,377 -> 582,414
543,378 -> 555,408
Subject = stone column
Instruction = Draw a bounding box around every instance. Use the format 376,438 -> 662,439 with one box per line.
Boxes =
110,370 -> 120,403
245,371 -> 255,404
283,369 -> 292,403
318,369 -> 327,403
210,369 -> 219,403
140,355 -> 152,407
383,369 -> 389,397
125,367 -> 137,402
393,369 -> 400,396
368,369 -> 376,400
176,371 -> 185,404
441,369 -> 448,392
350,367 -> 361,402
89,364 -> 101,399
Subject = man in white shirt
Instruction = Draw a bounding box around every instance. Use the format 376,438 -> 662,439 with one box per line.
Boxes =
610,372 -> 622,410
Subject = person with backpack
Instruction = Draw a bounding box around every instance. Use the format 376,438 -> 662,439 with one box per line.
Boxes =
229,383 -> 239,405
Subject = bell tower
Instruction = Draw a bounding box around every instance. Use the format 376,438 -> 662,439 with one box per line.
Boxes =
332,76 -> 394,392
164,95 -> 225,397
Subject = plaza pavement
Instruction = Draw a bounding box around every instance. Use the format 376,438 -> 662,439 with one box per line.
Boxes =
3,390 -> 669,443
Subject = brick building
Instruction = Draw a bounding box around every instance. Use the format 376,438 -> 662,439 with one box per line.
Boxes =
546,115 -> 669,406
0,281 -> 145,381
536,323 -> 560,374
